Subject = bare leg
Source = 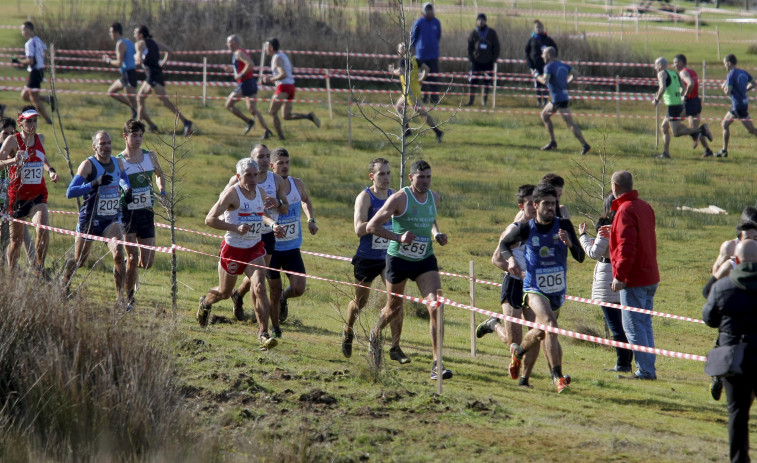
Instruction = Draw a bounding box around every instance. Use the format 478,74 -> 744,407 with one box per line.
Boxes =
541,104 -> 556,143
722,112 -> 734,151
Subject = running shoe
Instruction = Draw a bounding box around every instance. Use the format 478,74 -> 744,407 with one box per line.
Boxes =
243,119 -> 255,135
701,123 -> 713,142
272,327 -> 282,339
279,294 -> 289,322
183,120 -> 193,137
580,144 -> 591,155
258,331 -> 278,350
231,289 -> 245,321
309,112 -> 321,128
555,375 -> 570,393
711,376 -> 723,401
430,361 -> 453,380
197,296 -> 211,327
509,343 -> 523,380
655,152 -> 671,159
435,130 -> 444,144
716,149 -> 728,158
541,141 -> 557,151
518,377 -> 533,388
702,149 -> 714,158
341,328 -> 354,358
389,346 -> 411,364
692,132 -> 701,149
261,129 -> 273,140
475,317 -> 500,338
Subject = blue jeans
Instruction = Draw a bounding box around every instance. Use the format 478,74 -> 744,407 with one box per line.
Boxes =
620,283 -> 658,379
602,305 -> 633,370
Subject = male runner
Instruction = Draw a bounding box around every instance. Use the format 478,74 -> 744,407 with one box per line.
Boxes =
366,160 -> 450,380
197,158 -> 284,350
0,117 -> 34,263
266,148 -> 318,333
498,183 -> 585,393
117,120 -> 167,309
341,158 -> 404,361
228,144 -> 289,325
133,25 -> 193,136
388,42 -> 444,143
477,184 -> 542,387
717,54 -> 757,158
225,35 -> 272,137
673,54 -> 714,158
652,57 -> 712,159
13,22 -> 53,125
536,47 -> 591,155
63,131 -> 132,306
102,23 -> 138,120
261,38 -> 320,140
0,106 -> 59,275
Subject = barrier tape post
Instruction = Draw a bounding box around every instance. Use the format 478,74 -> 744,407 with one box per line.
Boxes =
696,11 -> 700,41
202,57 -> 207,107
347,99 -> 352,148
469,261 -> 476,358
702,60 -> 706,104
492,63 -> 498,108
620,11 -> 624,41
563,0 -> 566,21
326,71 -> 333,120
436,289 -> 444,395
575,8 -> 578,32
717,25 -> 721,61
616,75 -> 620,124
645,22 -> 649,56
636,11 -> 639,34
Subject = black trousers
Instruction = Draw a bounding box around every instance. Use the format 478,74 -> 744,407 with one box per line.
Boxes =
468,61 -> 495,97
723,372 -> 757,462
417,58 -> 439,103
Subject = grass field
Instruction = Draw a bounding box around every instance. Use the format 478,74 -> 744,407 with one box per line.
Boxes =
2,1 -> 757,461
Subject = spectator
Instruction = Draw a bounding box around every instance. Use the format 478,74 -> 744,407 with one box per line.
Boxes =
466,13 -> 500,106
609,170 -> 660,381
703,239 -> 757,463
411,2 -> 442,104
525,19 -> 557,107
579,193 -> 633,373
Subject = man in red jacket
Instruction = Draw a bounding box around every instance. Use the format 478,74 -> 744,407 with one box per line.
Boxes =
609,170 -> 660,380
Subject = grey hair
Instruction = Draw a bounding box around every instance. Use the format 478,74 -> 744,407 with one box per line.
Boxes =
91,130 -> 109,143
236,158 -> 258,175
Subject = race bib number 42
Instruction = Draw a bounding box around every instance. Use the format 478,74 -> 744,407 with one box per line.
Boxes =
398,236 -> 430,259
535,267 -> 566,294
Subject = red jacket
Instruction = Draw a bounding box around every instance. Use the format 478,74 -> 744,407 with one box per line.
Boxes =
610,190 -> 660,287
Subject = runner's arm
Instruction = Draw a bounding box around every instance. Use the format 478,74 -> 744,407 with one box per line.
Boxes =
492,226 -> 516,271
654,70 -> 667,102
205,189 -> 245,233
66,160 -> 95,199
498,223 -> 529,259
134,41 -> 144,66
105,40 -> 126,68
712,239 -> 736,275
148,151 -> 167,195
0,136 -> 19,167
679,69 -> 693,99
297,178 -> 318,235
236,50 -> 254,78
353,190 -> 371,237
418,62 -> 430,83
431,192 -> 447,245
366,193 -> 413,244
274,174 -> 289,215
560,219 -> 585,263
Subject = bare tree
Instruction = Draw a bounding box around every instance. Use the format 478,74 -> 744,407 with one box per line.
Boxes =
568,131 -> 615,226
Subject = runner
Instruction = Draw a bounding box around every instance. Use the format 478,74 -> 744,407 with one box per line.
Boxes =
116,120 -> 168,309
536,47 -> 591,155
388,42 -> 444,143
266,148 -> 318,335
341,158 -> 404,360
102,23 -> 139,120
717,54 -> 757,158
498,183 -> 585,393
0,106 -> 58,275
365,160 -> 451,379
133,25 -> 193,136
63,131 -> 132,306
197,158 -> 284,351
13,22 -> 53,125
261,38 -> 320,140
0,117 -> 34,263
652,57 -> 712,159
673,54 -> 714,158
227,144 -> 289,324
225,35 -> 272,137
477,184 -> 542,387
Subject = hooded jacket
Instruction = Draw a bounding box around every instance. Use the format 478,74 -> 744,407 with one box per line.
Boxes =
704,262 -> 757,346
609,190 -> 660,287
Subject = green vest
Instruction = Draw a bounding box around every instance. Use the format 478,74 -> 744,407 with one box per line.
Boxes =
117,148 -> 156,210
662,70 -> 683,106
387,186 -> 436,261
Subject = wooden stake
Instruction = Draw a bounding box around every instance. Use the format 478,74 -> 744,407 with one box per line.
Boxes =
469,261 -> 476,358
202,57 -> 207,107
655,103 -> 660,148
716,25 -> 721,61
347,100 -> 353,148
492,62 -> 498,108
326,72 -> 333,120
616,75 -> 620,125
702,60 -> 706,104
436,289 -> 444,395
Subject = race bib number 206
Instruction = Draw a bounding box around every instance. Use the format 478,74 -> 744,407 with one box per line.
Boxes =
536,267 -> 566,294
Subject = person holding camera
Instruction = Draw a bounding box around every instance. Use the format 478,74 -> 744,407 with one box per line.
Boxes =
466,13 -> 500,107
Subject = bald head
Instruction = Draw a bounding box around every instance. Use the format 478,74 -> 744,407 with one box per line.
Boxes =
655,57 -> 668,69
736,240 -> 757,264
611,170 -> 633,195
543,46 -> 556,60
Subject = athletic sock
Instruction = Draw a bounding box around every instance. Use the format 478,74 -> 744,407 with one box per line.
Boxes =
551,366 -> 563,379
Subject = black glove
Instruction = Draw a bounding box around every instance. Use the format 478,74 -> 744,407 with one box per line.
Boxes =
123,188 -> 133,204
11,57 -> 19,64
91,174 -> 113,188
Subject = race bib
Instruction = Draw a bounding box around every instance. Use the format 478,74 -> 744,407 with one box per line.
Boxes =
278,220 -> 299,241
96,192 -> 120,216
371,223 -> 393,250
398,236 -> 430,259
238,213 -> 263,241
479,43 -> 488,49
127,186 -> 152,210
536,267 -> 566,294
21,161 -> 43,185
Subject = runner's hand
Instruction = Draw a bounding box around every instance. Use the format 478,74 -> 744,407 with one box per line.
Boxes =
123,187 -> 133,204
558,228 -> 572,248
578,222 -> 586,235
530,69 -> 540,78
92,174 -> 113,188
236,223 -> 251,235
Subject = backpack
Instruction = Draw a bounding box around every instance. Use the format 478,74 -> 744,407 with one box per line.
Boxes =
473,28 -> 493,63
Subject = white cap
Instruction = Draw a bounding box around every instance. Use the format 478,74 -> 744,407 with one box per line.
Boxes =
18,109 -> 39,120
423,2 -> 433,10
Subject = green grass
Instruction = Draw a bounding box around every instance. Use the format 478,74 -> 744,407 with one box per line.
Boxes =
3,1 -> 757,461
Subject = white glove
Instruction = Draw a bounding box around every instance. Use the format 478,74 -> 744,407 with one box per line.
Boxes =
530,69 -> 540,78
